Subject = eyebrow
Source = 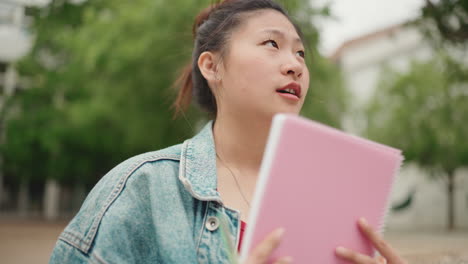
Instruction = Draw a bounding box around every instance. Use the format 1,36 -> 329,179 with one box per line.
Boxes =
260,28 -> 303,45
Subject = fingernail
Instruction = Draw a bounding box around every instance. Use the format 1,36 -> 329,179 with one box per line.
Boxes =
359,217 -> 368,226
276,228 -> 285,239
335,246 -> 348,255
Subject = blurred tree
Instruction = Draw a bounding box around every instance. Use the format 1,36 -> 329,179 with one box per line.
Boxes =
1,0 -> 346,215
419,0 -> 468,46
365,0 -> 468,230
366,54 -> 468,230
3,0 -> 203,189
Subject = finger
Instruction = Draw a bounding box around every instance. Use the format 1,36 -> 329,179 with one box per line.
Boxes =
335,246 -> 377,264
248,228 -> 285,263
273,256 -> 293,264
358,218 -> 406,263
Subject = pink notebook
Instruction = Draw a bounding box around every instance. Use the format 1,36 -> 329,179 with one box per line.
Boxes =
239,114 -> 403,263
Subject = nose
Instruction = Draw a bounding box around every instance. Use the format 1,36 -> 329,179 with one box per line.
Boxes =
280,55 -> 303,79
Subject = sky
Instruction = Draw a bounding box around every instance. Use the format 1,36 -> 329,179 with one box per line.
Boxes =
315,0 -> 426,55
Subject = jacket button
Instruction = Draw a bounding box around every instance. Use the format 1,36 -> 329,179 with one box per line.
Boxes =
206,216 -> 219,231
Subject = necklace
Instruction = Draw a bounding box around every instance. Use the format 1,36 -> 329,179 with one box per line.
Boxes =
216,153 -> 251,208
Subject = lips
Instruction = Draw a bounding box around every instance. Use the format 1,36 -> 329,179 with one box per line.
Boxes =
276,82 -> 302,99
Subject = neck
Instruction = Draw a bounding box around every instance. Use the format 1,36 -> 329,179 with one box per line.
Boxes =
213,113 -> 272,176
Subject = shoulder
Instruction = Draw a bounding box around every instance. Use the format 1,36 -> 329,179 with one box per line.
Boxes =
99,142 -> 183,193
112,143 -> 182,176
54,143 -> 184,256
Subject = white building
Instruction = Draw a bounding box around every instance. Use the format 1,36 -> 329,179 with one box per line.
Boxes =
330,23 -> 468,230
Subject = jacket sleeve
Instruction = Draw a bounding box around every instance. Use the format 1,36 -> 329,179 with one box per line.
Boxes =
49,154 -> 190,264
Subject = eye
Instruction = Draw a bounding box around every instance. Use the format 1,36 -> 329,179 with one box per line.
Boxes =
296,50 -> 305,58
263,39 -> 279,49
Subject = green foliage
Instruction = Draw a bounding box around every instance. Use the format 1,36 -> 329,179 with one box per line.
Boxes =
366,54 -> 468,175
419,0 -> 468,46
2,0 -> 346,186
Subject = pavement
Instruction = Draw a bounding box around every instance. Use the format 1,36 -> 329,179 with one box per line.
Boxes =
385,230 -> 468,264
0,219 -> 467,263
0,219 -> 67,264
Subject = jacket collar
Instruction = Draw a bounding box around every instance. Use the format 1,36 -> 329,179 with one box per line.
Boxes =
179,121 -> 223,203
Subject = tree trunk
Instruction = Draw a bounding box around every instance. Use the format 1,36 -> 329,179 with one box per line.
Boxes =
43,179 -> 60,220
17,181 -> 29,217
72,183 -> 86,211
0,112 -> 5,208
447,172 -> 455,230
0,164 -> 3,207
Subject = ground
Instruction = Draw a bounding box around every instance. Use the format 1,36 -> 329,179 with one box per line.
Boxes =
0,219 -> 467,263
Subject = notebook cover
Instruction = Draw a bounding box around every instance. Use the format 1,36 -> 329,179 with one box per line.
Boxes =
239,114 -> 403,263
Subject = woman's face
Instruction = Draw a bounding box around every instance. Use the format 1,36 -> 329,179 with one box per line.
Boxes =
215,9 -> 310,120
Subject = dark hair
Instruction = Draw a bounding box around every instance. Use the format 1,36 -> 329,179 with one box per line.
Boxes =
173,0 -> 304,118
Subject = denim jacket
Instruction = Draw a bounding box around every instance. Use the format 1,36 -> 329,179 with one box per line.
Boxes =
50,121 -> 242,263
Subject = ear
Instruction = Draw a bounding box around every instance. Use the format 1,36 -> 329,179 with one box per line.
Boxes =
198,51 -> 220,83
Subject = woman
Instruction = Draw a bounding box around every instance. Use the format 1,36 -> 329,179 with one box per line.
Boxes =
50,0 -> 407,263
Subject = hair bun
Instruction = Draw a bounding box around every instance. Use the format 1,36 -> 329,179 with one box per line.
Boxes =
192,1 -> 225,37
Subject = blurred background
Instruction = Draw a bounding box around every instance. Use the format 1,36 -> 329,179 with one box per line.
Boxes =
0,0 -> 467,263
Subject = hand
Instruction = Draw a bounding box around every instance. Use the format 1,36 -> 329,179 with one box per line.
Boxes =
335,218 -> 408,264
243,228 -> 293,264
